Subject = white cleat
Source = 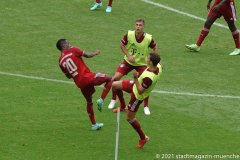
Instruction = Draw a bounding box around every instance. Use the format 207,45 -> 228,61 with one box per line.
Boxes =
108,99 -> 116,109
91,123 -> 104,131
144,106 -> 151,115
229,48 -> 240,56
90,2 -> 102,11
106,6 -> 112,13
185,44 -> 200,52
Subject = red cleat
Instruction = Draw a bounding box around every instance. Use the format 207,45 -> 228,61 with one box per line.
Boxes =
112,107 -> 125,113
137,136 -> 149,149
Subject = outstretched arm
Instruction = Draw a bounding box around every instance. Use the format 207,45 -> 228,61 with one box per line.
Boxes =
83,49 -> 100,58
149,38 -> 158,54
133,70 -> 145,95
152,44 -> 158,54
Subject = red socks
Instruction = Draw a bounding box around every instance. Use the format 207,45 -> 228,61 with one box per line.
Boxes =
232,30 -> 240,48
116,90 -> 126,109
108,0 -> 113,6
96,0 -> 112,6
100,80 -> 113,100
144,97 -> 149,107
129,119 -> 145,140
112,89 -> 117,100
87,103 -> 96,125
196,28 -> 209,46
196,28 -> 240,48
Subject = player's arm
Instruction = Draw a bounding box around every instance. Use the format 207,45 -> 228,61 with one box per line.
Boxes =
133,70 -> 145,95
83,49 -> 100,58
120,43 -> 132,57
149,38 -> 158,54
120,34 -> 135,63
153,45 -> 158,54
74,47 -> 99,58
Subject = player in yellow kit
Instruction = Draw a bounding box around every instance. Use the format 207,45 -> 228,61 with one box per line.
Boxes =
96,18 -> 158,115
112,53 -> 162,149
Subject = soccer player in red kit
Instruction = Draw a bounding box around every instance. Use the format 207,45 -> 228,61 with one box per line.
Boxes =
96,19 -> 158,115
56,39 -> 112,130
90,0 -> 113,13
186,0 -> 240,56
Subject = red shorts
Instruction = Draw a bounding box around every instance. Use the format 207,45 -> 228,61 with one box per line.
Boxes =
81,73 -> 109,103
116,60 -> 147,76
122,80 -> 134,93
127,92 -> 143,112
208,1 -> 236,22
122,80 -> 143,112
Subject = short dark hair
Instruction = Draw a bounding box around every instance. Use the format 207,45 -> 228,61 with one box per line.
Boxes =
135,18 -> 145,25
149,53 -> 161,66
56,39 -> 67,51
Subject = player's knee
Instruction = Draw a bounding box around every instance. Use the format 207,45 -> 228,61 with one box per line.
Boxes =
113,73 -> 123,81
116,76 -> 122,81
112,80 -> 122,88
112,81 -> 118,91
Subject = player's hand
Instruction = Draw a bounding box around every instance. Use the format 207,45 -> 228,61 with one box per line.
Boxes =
128,55 -> 135,63
133,70 -> 139,78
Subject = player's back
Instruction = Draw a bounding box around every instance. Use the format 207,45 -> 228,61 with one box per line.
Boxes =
59,47 -> 95,88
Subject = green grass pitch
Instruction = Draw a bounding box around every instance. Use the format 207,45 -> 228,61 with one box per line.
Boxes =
0,0 -> 240,160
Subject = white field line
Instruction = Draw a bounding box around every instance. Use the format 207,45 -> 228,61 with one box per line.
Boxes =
0,71 -> 74,84
1,2 -> 238,100
141,0 -> 230,30
152,90 -> 240,99
0,71 -> 240,99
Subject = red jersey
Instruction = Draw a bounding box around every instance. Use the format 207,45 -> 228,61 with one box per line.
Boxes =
59,47 -> 95,89
215,0 -> 234,3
